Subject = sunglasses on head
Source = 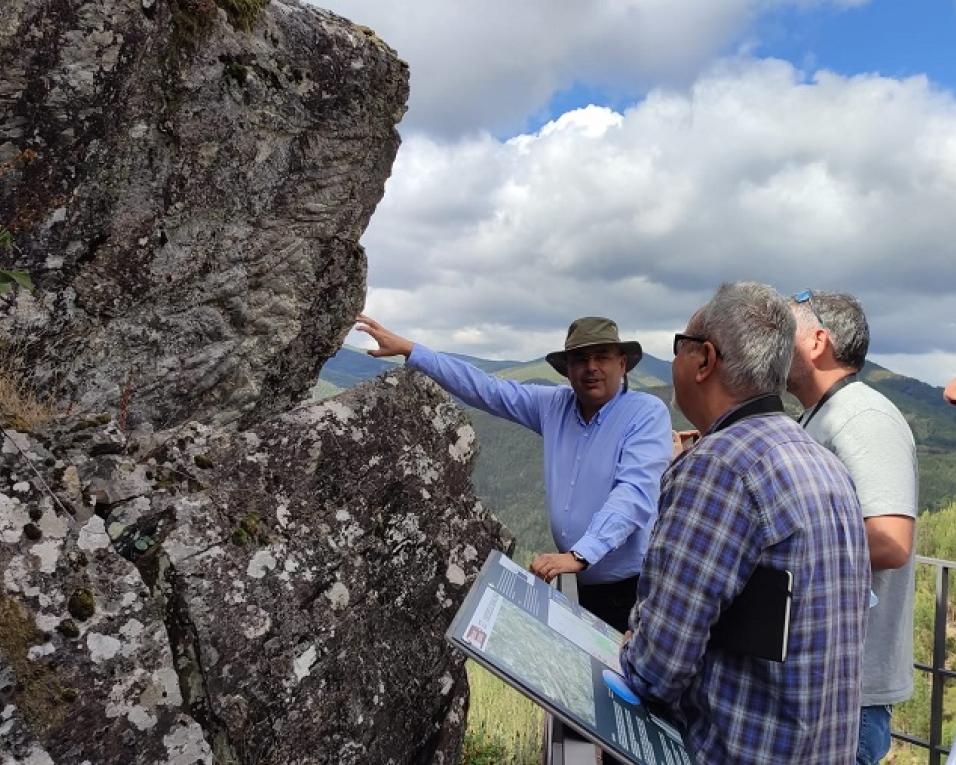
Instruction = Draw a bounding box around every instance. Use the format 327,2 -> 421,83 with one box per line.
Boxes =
792,289 -> 826,327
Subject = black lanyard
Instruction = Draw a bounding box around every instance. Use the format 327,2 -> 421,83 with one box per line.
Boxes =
800,374 -> 856,429
711,394 -> 785,434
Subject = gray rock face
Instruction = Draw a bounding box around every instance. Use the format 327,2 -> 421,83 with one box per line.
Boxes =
1,2 -> 513,763
1,425 -> 213,765
0,0 -> 408,430
1,371 -> 512,763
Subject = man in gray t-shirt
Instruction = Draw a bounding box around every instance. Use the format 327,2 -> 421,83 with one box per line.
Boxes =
787,290 -> 917,765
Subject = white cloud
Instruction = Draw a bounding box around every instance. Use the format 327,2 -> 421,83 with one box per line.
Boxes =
316,0 -> 869,135
870,353 -> 956,388
348,58 -> 956,381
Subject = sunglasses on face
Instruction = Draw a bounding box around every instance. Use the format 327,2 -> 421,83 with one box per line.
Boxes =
673,333 -> 722,358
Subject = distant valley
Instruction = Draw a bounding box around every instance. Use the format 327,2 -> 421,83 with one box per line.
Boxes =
315,346 -> 956,554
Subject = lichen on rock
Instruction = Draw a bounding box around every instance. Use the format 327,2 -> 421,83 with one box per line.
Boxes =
2,371 -> 512,763
0,0 -> 409,432
0,0 -> 514,762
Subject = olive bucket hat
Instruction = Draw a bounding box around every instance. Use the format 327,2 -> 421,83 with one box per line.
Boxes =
545,317 -> 643,377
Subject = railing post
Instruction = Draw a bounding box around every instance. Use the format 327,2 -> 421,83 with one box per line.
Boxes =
929,564 -> 949,765
545,574 -> 596,765
893,557 -> 955,761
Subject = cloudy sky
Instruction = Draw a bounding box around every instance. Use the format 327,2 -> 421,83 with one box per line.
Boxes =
319,0 -> 956,385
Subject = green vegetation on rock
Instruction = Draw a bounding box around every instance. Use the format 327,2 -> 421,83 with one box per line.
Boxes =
0,595 -> 69,735
217,0 -> 270,31
66,588 -> 96,621
230,511 -> 269,546
171,0 -> 269,55
171,0 -> 217,51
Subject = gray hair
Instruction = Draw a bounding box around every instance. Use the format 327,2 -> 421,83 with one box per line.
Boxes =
690,282 -> 795,397
791,291 -> 869,371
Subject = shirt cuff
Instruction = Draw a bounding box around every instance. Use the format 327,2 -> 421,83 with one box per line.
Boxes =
406,343 -> 432,370
572,535 -> 611,567
620,644 -> 646,697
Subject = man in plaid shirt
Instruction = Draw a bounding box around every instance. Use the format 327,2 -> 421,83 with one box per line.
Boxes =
621,282 -> 870,764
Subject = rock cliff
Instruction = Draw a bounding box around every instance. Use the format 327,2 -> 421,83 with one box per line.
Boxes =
1,0 -> 407,430
1,2 -> 512,763
2,372 -> 510,763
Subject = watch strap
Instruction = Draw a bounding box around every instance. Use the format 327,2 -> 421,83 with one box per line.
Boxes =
571,550 -> 589,569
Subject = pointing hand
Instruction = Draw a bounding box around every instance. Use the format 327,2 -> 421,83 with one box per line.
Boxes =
355,314 -> 414,359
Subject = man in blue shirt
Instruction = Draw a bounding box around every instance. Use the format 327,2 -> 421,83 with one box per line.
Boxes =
621,282 -> 870,764
356,313 -> 672,631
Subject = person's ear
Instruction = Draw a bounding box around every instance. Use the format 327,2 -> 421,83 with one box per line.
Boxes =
694,341 -> 719,382
808,328 -> 829,362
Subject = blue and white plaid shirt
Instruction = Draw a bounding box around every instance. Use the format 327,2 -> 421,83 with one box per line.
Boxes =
622,404 -> 870,764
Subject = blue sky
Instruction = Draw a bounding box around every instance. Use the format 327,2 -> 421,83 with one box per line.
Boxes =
757,1 -> 956,91
320,0 -> 956,386
534,1 -> 956,135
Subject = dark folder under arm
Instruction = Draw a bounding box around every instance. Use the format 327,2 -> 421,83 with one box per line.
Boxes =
710,566 -> 793,662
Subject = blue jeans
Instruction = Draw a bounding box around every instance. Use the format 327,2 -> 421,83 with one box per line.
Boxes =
857,705 -> 892,765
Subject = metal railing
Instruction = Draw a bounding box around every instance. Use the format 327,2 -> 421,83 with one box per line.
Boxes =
892,555 -> 955,765
546,557 -> 956,765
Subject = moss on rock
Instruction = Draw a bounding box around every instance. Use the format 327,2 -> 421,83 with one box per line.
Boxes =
67,588 -> 96,621
55,619 -> 80,639
171,0 -> 218,52
193,452 -> 216,469
0,595 -> 69,735
230,511 -> 269,546
217,0 -> 270,31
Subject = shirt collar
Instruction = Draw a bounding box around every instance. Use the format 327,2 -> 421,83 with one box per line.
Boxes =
574,387 -> 626,426
706,393 -> 785,435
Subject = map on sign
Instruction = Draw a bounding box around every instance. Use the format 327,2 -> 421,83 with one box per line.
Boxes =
447,550 -> 694,765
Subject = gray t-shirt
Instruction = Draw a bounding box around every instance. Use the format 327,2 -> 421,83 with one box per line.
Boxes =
803,380 -> 917,706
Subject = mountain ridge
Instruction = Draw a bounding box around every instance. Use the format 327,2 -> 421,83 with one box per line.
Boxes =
319,345 -> 956,552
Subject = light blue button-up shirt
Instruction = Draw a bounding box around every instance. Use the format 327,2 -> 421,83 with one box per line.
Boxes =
408,344 -> 672,584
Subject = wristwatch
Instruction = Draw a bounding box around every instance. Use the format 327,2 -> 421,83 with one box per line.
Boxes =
570,550 -> 589,569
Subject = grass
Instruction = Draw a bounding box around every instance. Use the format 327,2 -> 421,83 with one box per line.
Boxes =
885,741 -> 932,763
463,661 -> 543,765
0,348 -> 56,431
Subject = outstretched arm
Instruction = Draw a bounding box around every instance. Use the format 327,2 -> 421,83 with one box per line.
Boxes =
355,313 -> 551,432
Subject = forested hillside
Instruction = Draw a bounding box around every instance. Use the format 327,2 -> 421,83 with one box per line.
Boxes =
890,501 -> 956,762
466,360 -> 956,555
318,346 -> 956,554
